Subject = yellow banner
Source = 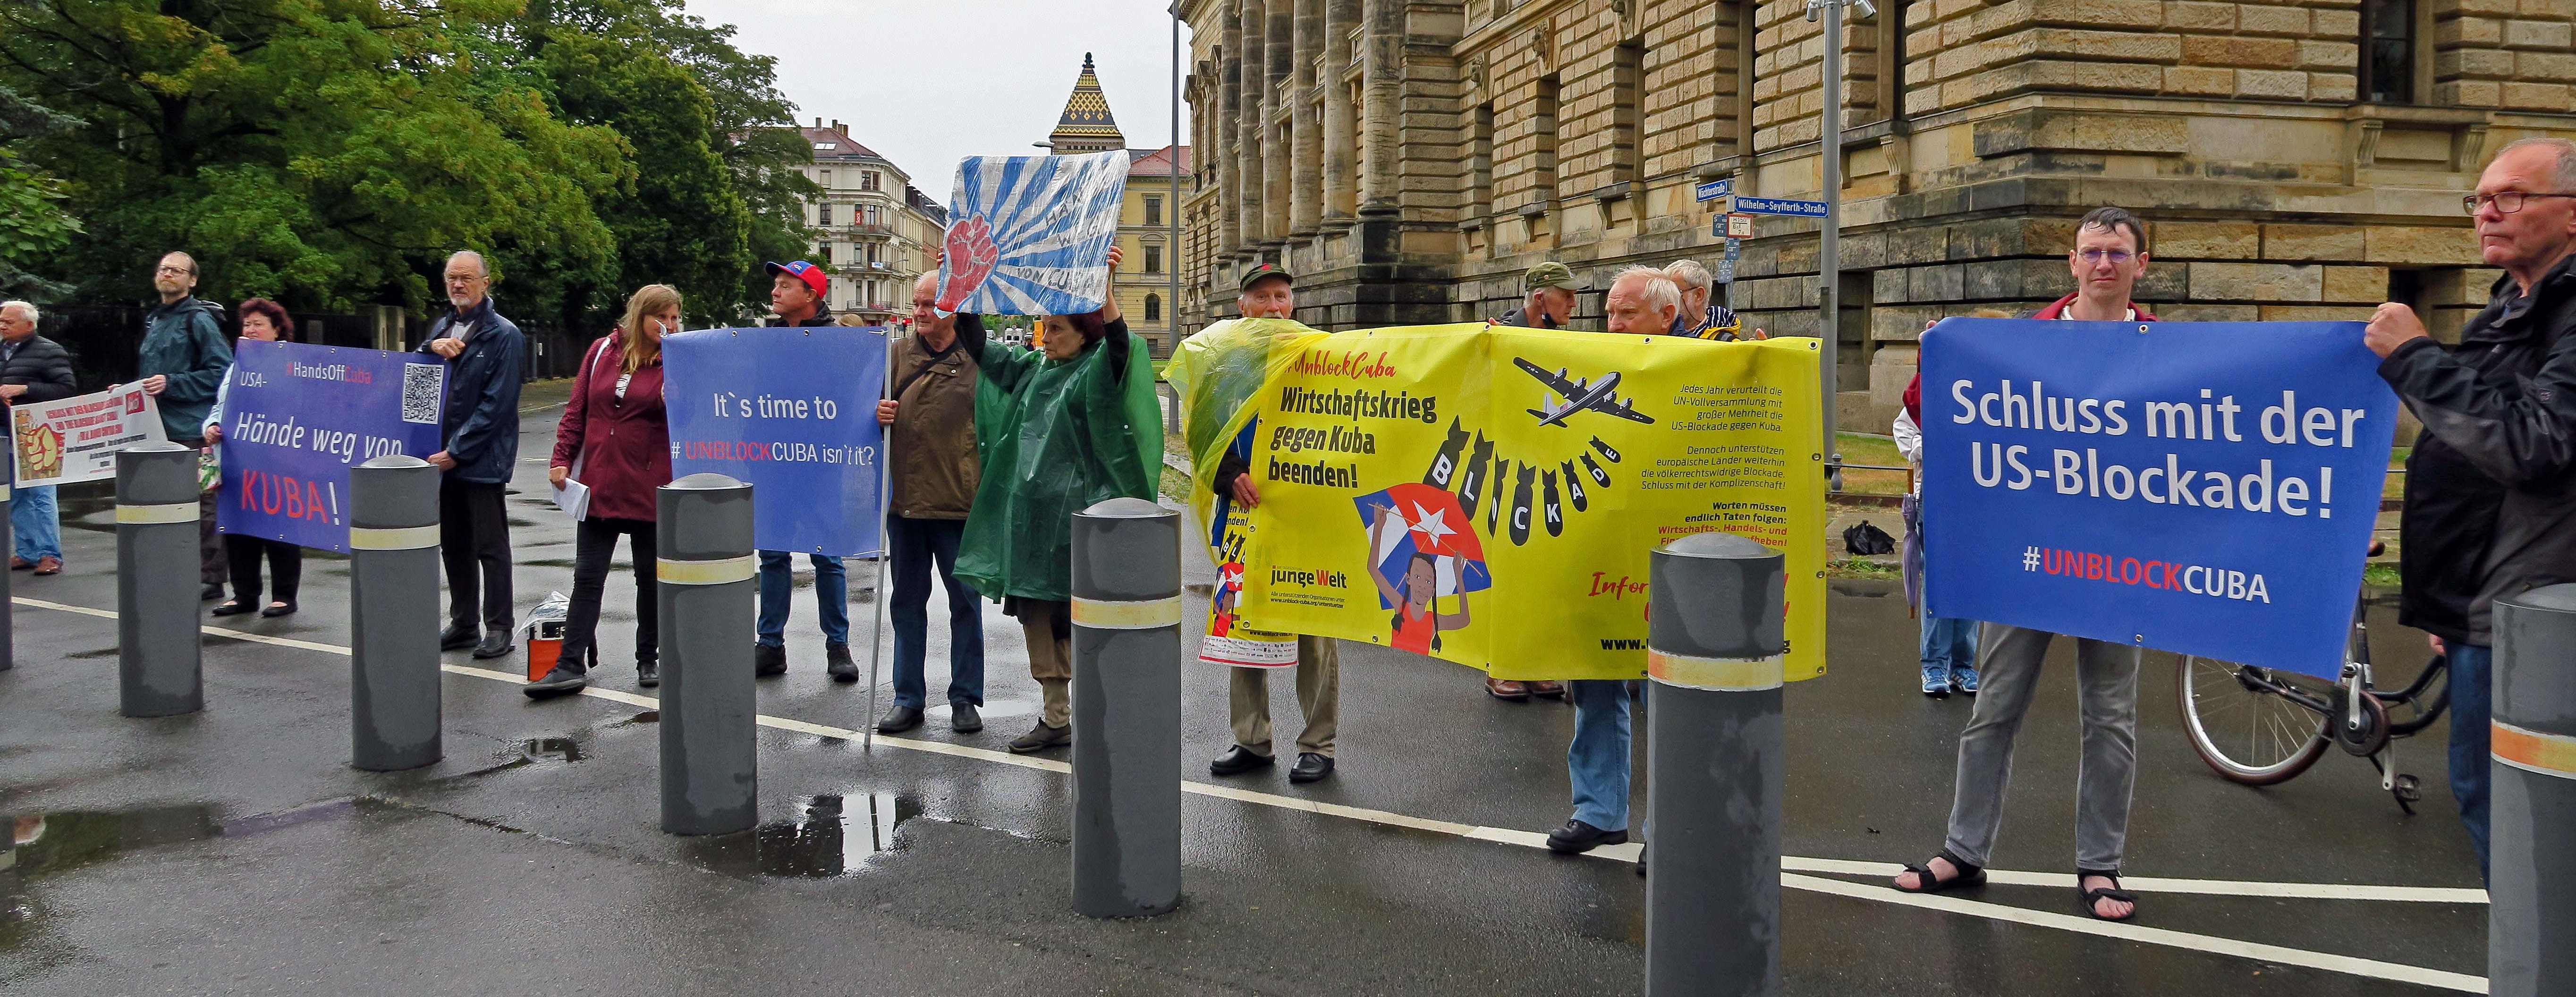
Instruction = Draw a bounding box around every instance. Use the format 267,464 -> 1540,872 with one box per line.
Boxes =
1229,323 -> 1826,682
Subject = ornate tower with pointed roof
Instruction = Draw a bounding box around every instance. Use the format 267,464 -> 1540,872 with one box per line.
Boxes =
1047,53 -> 1126,154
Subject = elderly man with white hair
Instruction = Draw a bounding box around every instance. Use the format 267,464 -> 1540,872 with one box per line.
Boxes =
0,301 -> 76,574
418,250 -> 526,660
1662,260 -> 1741,339
1544,265 -> 1681,874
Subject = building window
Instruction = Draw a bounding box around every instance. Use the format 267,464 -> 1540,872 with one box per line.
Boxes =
819,169 -> 831,187
820,244 -> 833,264
862,171 -> 882,192
1144,195 -> 1163,227
864,203 -> 881,226
2359,0 -> 2415,104
1470,102 -> 1494,219
1610,40 -> 1644,184
1532,74 -> 1560,207
1144,244 -> 1164,274
1144,293 -> 1161,322
1734,1 -> 1756,161
818,203 -> 832,226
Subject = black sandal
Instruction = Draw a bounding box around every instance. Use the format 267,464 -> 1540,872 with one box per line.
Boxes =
2076,869 -> 2139,921
209,600 -> 256,617
1894,848 -> 1987,894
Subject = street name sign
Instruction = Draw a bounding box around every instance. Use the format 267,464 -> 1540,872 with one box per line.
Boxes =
1734,196 -> 1828,218
1693,178 -> 1733,203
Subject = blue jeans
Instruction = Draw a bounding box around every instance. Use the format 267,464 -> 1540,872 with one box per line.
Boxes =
1568,679 -> 1637,831
1921,616 -> 1977,680
2447,644 -> 2491,882
11,484 -> 57,561
886,516 -> 983,709
756,550 -> 848,647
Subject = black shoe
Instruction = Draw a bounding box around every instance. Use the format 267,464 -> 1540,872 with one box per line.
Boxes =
523,663 -> 587,698
1637,841 -> 1648,877
754,643 -> 787,677
876,705 -> 923,734
1007,720 -> 1070,754
210,600 -> 256,617
260,601 -> 296,618
636,659 -> 659,688
440,624 -> 479,651
951,702 -> 983,733
201,583 -> 225,601
1288,752 -> 1335,784
827,642 -> 858,682
1209,745 -> 1277,777
471,633 -> 514,659
1545,819 -> 1629,854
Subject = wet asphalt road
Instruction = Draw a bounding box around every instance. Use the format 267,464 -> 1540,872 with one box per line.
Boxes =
0,395 -> 2488,995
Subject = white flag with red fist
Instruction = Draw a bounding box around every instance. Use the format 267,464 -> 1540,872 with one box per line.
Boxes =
935,151 -> 1129,316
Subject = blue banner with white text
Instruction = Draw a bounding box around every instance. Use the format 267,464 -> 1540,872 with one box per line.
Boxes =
1920,319 -> 2397,678
663,326 -> 887,558
214,340 -> 448,553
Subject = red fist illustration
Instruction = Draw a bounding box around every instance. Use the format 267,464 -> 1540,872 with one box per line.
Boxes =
937,215 -> 1001,312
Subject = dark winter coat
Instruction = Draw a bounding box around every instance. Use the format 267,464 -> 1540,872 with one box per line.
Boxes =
0,334 -> 77,406
138,296 -> 234,442
416,296 -> 525,484
2383,252 -> 2576,646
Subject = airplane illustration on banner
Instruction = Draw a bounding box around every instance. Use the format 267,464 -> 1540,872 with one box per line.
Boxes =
1512,358 -> 1655,427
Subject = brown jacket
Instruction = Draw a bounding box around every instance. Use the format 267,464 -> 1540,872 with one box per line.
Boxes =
888,331 -> 981,519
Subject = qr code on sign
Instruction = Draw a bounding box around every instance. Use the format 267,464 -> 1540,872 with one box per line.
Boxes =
401,364 -> 444,424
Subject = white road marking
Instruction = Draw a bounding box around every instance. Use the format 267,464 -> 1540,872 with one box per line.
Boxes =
18,595 -> 2488,992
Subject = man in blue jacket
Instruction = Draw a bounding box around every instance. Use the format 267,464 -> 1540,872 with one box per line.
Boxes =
136,252 -> 236,600
420,250 -> 525,659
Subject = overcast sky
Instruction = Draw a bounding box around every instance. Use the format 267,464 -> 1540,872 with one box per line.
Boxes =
682,1 -> 1194,205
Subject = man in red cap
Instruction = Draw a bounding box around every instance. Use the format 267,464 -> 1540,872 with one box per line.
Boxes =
751,260 -> 857,682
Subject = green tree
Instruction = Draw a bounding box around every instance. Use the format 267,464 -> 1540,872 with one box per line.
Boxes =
0,0 -> 628,318
0,85 -> 82,300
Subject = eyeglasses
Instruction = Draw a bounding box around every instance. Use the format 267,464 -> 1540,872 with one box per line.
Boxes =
154,265 -> 194,276
2464,191 -> 2576,215
2075,249 -> 2135,265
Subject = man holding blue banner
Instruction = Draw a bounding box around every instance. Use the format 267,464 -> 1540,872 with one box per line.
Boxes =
422,251 -> 525,661
2364,137 -> 2576,879
1895,208 -> 2158,922
753,259 -> 858,681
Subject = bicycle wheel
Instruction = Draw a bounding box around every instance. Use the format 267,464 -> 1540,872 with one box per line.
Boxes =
2177,655 -> 2333,785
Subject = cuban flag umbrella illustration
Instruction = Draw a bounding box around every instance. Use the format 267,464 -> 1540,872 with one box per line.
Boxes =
1355,482 -> 1493,610
936,151 -> 1131,315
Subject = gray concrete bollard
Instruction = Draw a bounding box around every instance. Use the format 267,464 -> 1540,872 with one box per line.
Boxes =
2491,583 -> 2576,997
0,465 -> 13,672
348,456 -> 443,770
1644,531 -> 1787,997
117,443 -> 202,718
657,473 -> 758,836
1068,496 -> 1183,918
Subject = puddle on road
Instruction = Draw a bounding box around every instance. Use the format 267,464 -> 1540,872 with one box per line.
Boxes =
685,792 -> 918,879
518,737 -> 584,763
615,710 -> 660,726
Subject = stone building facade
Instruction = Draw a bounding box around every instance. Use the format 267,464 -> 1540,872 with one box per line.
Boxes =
793,120 -> 945,327
1045,56 -> 1201,356
1177,0 -> 2576,427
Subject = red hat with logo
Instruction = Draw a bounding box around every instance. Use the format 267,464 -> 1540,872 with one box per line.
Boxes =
765,260 -> 828,298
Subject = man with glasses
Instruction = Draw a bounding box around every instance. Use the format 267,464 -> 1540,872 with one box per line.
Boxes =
134,252 -> 236,600
1890,207 -> 2155,923
420,250 -> 526,660
2361,137 -> 2576,882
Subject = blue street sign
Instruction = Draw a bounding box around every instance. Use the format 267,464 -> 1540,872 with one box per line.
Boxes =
1724,237 -> 1743,262
1733,196 -> 1828,217
1716,258 -> 1737,284
1693,178 -> 1733,203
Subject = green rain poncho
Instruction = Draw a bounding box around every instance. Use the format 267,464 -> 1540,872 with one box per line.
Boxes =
954,315 -> 1164,602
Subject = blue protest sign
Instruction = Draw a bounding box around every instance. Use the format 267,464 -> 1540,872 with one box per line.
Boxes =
1920,320 -> 2396,678
663,326 -> 888,557
1733,196 -> 1827,217
213,340 -> 447,553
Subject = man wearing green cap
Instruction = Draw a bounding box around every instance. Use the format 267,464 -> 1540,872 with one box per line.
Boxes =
1493,261 -> 1579,331
1477,261 -> 1578,703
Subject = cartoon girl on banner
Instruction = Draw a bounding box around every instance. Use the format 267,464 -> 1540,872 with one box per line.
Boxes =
1359,482 -> 1491,654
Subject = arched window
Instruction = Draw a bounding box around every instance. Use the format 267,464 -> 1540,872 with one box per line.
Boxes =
1144,293 -> 1161,322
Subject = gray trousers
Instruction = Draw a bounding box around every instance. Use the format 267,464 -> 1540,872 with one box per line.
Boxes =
1942,623 -> 2141,872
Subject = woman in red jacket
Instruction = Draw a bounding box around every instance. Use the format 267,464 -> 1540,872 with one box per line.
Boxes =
526,285 -> 678,697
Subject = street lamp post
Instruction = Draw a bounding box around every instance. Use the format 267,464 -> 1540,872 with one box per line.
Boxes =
1805,0 -> 1874,490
